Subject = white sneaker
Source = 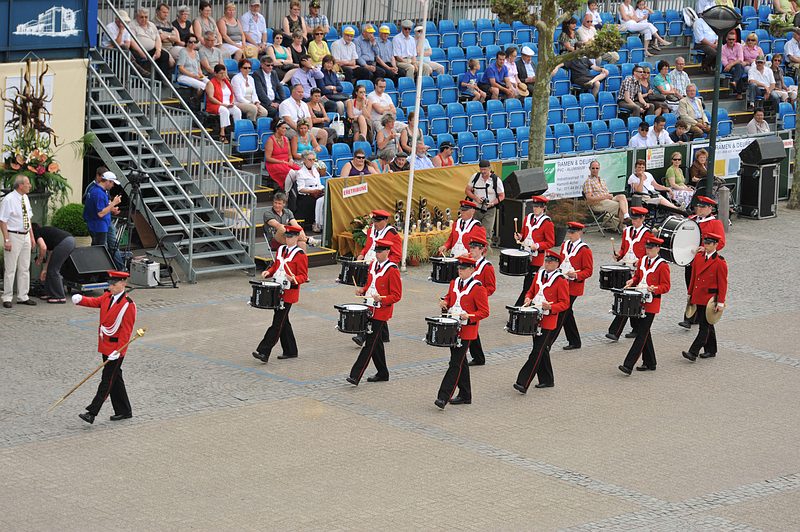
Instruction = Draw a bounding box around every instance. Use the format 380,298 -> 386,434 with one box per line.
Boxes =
307,237 -> 320,247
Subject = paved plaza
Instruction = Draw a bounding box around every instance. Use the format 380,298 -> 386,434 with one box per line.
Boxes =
1,207 -> 799,531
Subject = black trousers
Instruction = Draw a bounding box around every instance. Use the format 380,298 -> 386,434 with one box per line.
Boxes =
689,305 -> 717,355
87,355 -> 132,416
516,329 -> 554,389
561,295 -> 581,347
622,312 -> 657,370
514,264 -> 540,307
696,43 -> 717,69
349,319 -> 388,383
468,334 -> 485,364
683,264 -> 696,323
437,340 -> 471,402
608,314 -> 632,338
256,303 -> 297,358
341,66 -> 373,83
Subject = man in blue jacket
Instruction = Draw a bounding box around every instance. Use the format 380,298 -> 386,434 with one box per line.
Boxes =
83,167 -> 124,270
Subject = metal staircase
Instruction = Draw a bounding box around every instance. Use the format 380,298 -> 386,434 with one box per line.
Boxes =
88,7 -> 259,282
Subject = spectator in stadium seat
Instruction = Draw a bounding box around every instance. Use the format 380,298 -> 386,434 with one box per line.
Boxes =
176,36 -> 208,94
640,65 -> 668,115
288,31 -> 309,73
742,33 -> 764,73
668,56 -> 691,97
347,84 -> 372,142
332,27 -> 362,82
583,160 -> 630,227
267,33 -> 294,78
304,0 -> 329,41
376,114 -> 400,160
565,50 -> 608,97
281,0 -> 308,42
628,159 -> 680,210
264,120 -> 300,189
416,26 -> 445,75
516,47 -> 537,96
646,115 -> 673,146
240,0 -> 268,56
669,120 -> 691,143
375,25 -> 401,83
692,16 -> 718,72
199,30 -> 225,77
253,56 -> 284,119
619,0 -> 670,56
505,47 -> 524,97
172,5 -> 194,54
558,18 -> 579,53
231,59 -> 269,120
308,25 -> 330,66
375,149 -> 393,172
400,111 -> 421,155
722,31 -> 747,100
193,1 -> 222,50
772,0 -> 797,16
479,51 -> 515,100
586,0 -> 603,29
460,59 -> 488,102
131,8 -> 173,77
677,83 -> 710,139
628,122 -> 651,148
154,3 -> 181,64
654,60 -> 681,109
279,84 -> 329,146
291,150 -> 326,233
318,55 -> 347,113
432,142 -> 455,167
290,119 -> 322,162
577,12 -> 620,63
291,54 -> 323,99
618,66 -> 651,117
784,30 -> 800,80
689,148 -> 710,189
356,24 -> 385,81
341,149 -> 379,176
205,64 -> 243,142
389,152 -> 410,172
771,53 -> 798,102
394,20 -> 426,79
412,140 -> 434,170
747,55 -> 783,108
747,108 -> 771,134
665,152 -> 694,209
307,88 -> 338,144
367,78 -> 397,133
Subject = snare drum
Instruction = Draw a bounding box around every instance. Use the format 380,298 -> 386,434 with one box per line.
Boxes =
249,280 -> 283,309
499,249 -> 530,276
612,289 -> 645,317
334,303 -> 371,334
654,215 -> 700,266
599,265 -> 633,290
505,305 -> 541,335
425,316 -> 461,347
429,257 -> 458,284
338,259 -> 369,287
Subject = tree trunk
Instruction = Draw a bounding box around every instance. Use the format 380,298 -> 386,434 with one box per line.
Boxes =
527,65 -> 552,169
790,120 -> 800,209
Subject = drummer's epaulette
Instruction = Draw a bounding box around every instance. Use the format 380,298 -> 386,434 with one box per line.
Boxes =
718,255 -> 725,261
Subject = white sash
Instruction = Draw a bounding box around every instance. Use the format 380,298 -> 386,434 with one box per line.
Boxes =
474,257 -> 490,278
364,260 -> 395,308
635,256 -> 664,302
99,299 -> 130,338
450,276 -> 481,324
274,245 -> 302,288
560,239 -> 587,276
622,226 -> 647,267
532,269 -> 563,312
364,225 -> 395,264
693,214 -> 716,225
452,218 -> 479,257
522,214 -> 550,255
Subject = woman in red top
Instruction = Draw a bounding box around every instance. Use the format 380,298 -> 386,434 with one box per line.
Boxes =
264,119 -> 300,190
204,64 -> 243,142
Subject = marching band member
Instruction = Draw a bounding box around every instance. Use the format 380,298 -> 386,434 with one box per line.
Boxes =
557,222 -> 594,351
347,239 -> 403,385
353,209 -> 401,347
618,235 -> 671,375
466,235 -> 496,366
515,250 -> 570,393
73,271 -> 137,424
513,195 -> 555,306
607,206 -> 651,341
435,256 -> 490,409
252,225 -> 308,363
438,200 -> 487,258
679,196 -> 726,328
682,232 -> 727,362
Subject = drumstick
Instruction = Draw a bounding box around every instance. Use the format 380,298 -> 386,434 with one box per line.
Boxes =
610,237 -> 616,256
514,217 -> 519,234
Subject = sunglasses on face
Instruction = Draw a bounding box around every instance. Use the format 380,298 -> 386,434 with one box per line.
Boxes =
315,32 -> 323,35
672,158 -> 681,161
355,155 -> 365,159
187,40 -> 197,44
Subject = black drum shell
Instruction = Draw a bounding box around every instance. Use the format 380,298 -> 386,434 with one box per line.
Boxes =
499,249 -> 529,276
599,265 -> 633,290
250,281 -> 283,309
424,316 -> 460,347
335,304 -> 370,333
505,305 -> 541,335
430,257 -> 458,284
338,260 -> 369,287
612,290 -> 645,317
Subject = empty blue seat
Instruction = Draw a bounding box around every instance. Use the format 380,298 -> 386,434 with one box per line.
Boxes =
356,79 -> 374,93
428,104 -> 448,137
477,130 -> 499,160
497,127 -> 517,160
513,21 -> 533,43
476,18 -> 495,46
233,120 -> 258,155
437,74 -> 458,105
551,68 -> 571,96
627,116 -> 643,135
457,131 -> 480,163
590,120 -> 611,150
574,122 -> 592,152
447,46 -> 467,75
561,94 -> 580,124
486,99 -> 507,129
579,93 -> 600,122
717,108 -> 733,137
548,96 -> 563,125
331,143 -> 352,175
625,36 -> 645,64
506,98 -> 526,129
458,19 -> 478,47
445,102 -> 469,133
609,118 -> 629,148
553,123 -> 574,153
779,102 -> 796,129
439,19 -> 459,48
466,100 -> 488,131
666,9 -> 683,36
256,116 -> 272,148
604,64 -> 621,93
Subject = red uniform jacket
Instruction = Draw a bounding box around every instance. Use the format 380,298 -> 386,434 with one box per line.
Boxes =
629,256 -> 671,314
444,218 -> 487,253
77,291 -> 137,356
362,224 -> 403,264
616,225 -> 651,261
560,239 -> 594,297
691,215 -> 726,251
443,277 -> 490,340
688,251 -> 728,306
473,257 -> 496,297
362,260 -> 403,321
524,270 -> 571,330
519,213 -> 555,267
266,245 -> 309,304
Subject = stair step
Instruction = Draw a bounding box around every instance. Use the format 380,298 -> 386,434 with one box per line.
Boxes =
178,235 -> 235,245
104,139 -> 165,149
192,262 -> 254,275
90,112 -> 146,120
91,126 -> 154,135
190,249 -> 249,260
140,179 -> 196,189
150,207 -> 216,217
143,193 -> 205,204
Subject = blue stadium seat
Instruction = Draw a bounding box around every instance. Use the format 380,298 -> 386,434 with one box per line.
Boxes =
604,64 -> 621,93
421,75 -> 438,106
649,11 -> 666,36
423,135 -> 436,155
609,118 -> 629,147
551,68 -> 571,96
513,21 -> 533,43
439,20 -> 459,48
644,114 -> 655,127
437,132 -> 455,148
384,78 -> 398,106
547,96 -> 563,125
621,62 -> 635,79
496,21 -> 514,45
477,18 -> 495,46
758,5 -> 771,27
428,104 -> 448,137
561,94 -> 581,124
664,112 -> 678,132
332,143 -> 352,175
590,120 -> 611,150
431,47 -> 448,73
457,131 -> 480,163
340,81 -> 354,96
497,128 -> 517,160
625,36 -> 645,64
325,27 -> 339,41
666,10 -> 682,36
466,100 -> 488,131
478,130 -> 499,160
356,79 -> 374,93
627,116 -> 642,135
458,19 -> 478,47
742,6 -> 758,30
487,99 -> 507,129
485,44 -> 502,61
398,77 -> 416,107
465,45 -> 486,72
447,47 -> 467,75
518,126 -> 532,155
553,123 -> 574,153
717,108 -> 733,137
779,101 -> 796,129
353,140 -> 372,157
233,120 -> 258,156
755,29 -> 772,50
579,93 -> 600,122
256,116 -> 272,148
574,122 -> 592,152
224,58 -> 239,76
437,74 -> 458,105
544,125 -> 555,155
446,102 -> 469,133
506,98 -> 526,129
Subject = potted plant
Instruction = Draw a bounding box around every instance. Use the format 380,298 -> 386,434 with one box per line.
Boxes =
426,233 -> 448,258
348,213 -> 372,255
51,203 -> 91,246
406,239 -> 427,266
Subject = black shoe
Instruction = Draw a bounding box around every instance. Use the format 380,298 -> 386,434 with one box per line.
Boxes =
2,301 -> 11,308
78,412 -> 95,424
17,298 -> 37,306
625,331 -> 637,339
366,375 -> 389,382
513,383 -> 527,394
605,333 -> 619,342
110,413 -> 132,421
678,320 -> 692,329
562,344 -> 581,350
699,352 -> 716,359
635,365 -> 656,371
682,351 -> 697,362
352,335 -> 365,347
449,396 -> 471,405
618,365 -> 632,375
346,377 -> 359,386
252,351 -> 269,362
468,359 -> 485,366
534,382 -> 554,388
277,354 -> 298,359
434,399 -> 447,409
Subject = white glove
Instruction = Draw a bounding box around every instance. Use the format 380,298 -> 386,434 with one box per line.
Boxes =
107,351 -> 120,361
71,294 -> 82,304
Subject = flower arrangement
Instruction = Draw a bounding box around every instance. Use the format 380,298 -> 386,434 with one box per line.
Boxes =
349,213 -> 373,248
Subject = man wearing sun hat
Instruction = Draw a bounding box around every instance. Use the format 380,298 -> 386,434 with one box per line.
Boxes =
374,24 -> 400,83
331,25 -> 359,82
355,23 -> 383,81
73,271 -> 137,424
618,235 -> 671,375
682,232 -> 727,362
554,221 -> 594,351
393,19 -> 419,79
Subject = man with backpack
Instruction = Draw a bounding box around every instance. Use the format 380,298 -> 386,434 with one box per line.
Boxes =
464,160 -> 505,244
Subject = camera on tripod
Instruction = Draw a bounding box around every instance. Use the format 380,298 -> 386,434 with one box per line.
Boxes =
127,171 -> 149,186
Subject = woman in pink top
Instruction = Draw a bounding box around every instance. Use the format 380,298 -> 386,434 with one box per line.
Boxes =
742,33 -> 764,69
722,31 -> 746,100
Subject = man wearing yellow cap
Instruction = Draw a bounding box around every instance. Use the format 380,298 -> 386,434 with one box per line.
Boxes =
331,26 -> 359,82
374,25 -> 400,83
355,23 -> 383,81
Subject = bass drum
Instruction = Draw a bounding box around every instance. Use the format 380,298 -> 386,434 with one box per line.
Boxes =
654,215 -> 700,266
505,305 -> 541,335
499,249 -> 530,276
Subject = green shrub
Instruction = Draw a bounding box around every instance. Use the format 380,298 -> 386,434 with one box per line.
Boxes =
51,203 -> 89,237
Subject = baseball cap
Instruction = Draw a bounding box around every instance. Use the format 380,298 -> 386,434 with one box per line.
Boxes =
363,24 -> 375,33
101,171 -> 121,185
343,26 -> 355,35
401,19 -> 413,29
379,25 -> 390,34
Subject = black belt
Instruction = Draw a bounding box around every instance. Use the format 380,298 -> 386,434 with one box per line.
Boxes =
8,230 -> 28,234
708,289 -> 718,294
653,295 -> 661,299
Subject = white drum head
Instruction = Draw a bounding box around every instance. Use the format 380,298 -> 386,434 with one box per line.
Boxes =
434,317 -> 459,325
501,249 -> 529,257
622,289 -> 642,296
602,264 -> 630,271
342,304 -> 368,311
668,219 -> 701,266
261,281 -> 281,287
441,257 -> 458,263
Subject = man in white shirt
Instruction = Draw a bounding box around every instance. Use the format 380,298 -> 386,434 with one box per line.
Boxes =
230,59 -> 269,120
465,160 -> 506,241
367,77 -> 397,133
393,19 -> 419,79
516,46 -> 537,96
628,122 -> 651,148
748,55 -> 782,107
102,11 -> 143,56
692,17 -> 718,72
279,84 -> 329,145
240,0 -> 268,55
412,139 -> 434,170
576,13 -> 619,63
628,160 -> 680,210
646,115 -> 673,146
0,175 -> 36,307
331,26 -> 359,82
668,56 -> 692,97
784,30 -> 800,79
288,151 -> 326,233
